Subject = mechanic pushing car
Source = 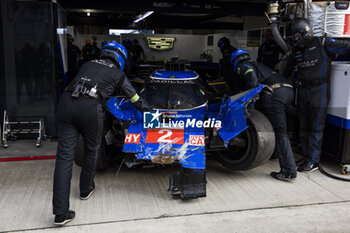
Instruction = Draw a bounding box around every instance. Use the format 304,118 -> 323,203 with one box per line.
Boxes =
231,49 -> 296,181
53,41 -> 152,226
217,37 -> 237,94
282,18 -> 350,172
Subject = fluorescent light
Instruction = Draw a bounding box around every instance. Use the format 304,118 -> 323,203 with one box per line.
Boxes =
109,29 -> 139,35
56,28 -> 67,35
109,29 -> 154,35
133,11 -> 154,23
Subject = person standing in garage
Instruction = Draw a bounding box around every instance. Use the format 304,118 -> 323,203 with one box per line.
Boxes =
217,37 -> 237,94
122,38 -> 134,75
231,49 -> 296,181
282,18 -> 350,172
257,29 -> 283,71
132,39 -> 146,63
53,41 -> 152,226
131,39 -> 146,75
67,34 -> 81,86
81,39 -> 94,63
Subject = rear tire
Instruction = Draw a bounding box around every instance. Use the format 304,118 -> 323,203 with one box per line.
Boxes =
214,109 -> 275,170
74,135 -> 110,171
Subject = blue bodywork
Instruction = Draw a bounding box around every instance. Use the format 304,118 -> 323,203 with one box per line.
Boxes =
151,70 -> 198,79
106,70 -> 265,170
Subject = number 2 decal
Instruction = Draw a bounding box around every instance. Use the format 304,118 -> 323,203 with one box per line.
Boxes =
157,129 -> 173,143
145,128 -> 184,144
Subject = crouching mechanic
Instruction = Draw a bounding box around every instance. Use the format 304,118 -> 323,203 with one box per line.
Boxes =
283,18 -> 350,172
231,49 -> 296,181
53,41 -> 152,225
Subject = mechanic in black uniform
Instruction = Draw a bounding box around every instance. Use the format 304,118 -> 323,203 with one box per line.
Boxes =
67,34 -> 81,85
53,41 -> 152,225
231,49 -> 296,181
132,39 -> 146,63
257,29 -> 282,71
282,18 -> 350,172
122,38 -> 134,75
217,37 -> 237,94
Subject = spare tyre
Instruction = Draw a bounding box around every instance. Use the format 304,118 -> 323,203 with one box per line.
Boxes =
214,109 -> 275,170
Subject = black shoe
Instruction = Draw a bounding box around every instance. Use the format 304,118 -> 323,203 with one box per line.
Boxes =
54,210 -> 75,226
80,183 -> 95,200
271,171 -> 296,181
297,162 -> 319,172
296,158 -> 306,167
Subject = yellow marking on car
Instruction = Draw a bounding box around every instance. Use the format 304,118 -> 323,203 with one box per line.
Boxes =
130,80 -> 145,83
208,82 -> 226,86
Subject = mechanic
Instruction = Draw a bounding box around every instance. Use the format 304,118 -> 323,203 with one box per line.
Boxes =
132,39 -> 146,63
67,34 -> 81,86
122,38 -> 134,75
282,18 -> 350,172
130,39 -> 146,75
231,49 -> 296,181
257,29 -> 283,71
217,37 -> 238,94
81,39 -> 94,62
53,41 -> 152,226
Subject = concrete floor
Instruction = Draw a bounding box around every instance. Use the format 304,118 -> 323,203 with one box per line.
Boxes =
0,140 -> 350,233
0,140 -> 57,157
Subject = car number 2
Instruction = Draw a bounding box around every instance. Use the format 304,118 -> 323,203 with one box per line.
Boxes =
157,129 -> 172,143
145,128 -> 184,144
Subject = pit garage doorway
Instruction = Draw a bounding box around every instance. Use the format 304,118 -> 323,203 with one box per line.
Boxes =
1,0 -> 350,232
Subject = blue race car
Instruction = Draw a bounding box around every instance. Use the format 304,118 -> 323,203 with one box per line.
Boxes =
74,69 -> 275,200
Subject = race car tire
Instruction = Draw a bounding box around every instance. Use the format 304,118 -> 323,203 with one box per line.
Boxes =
74,135 -> 110,171
214,109 -> 275,171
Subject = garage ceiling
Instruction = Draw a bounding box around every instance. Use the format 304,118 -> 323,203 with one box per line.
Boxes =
57,0 -> 267,30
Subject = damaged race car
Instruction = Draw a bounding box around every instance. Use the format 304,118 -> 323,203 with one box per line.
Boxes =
74,69 -> 275,200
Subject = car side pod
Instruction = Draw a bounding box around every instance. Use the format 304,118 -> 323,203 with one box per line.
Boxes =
168,168 -> 206,200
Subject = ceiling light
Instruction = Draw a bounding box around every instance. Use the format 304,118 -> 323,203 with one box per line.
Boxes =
133,11 -> 154,23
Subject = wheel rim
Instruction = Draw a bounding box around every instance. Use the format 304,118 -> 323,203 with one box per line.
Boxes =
220,129 -> 252,163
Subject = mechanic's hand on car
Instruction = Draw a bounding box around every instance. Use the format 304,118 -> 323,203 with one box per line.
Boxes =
133,98 -> 153,112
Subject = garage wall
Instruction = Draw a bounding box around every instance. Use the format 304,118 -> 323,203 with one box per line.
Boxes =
73,31 -> 259,63
204,31 -> 259,63
244,16 -> 269,30
74,33 -> 121,50
120,33 -> 206,62
73,33 -> 206,62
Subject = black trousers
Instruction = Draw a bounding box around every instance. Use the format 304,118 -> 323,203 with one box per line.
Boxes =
53,92 -> 104,215
262,87 -> 296,175
298,83 -> 330,164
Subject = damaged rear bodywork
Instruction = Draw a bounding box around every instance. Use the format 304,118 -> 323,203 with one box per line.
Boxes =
106,84 -> 266,169
105,69 -> 268,200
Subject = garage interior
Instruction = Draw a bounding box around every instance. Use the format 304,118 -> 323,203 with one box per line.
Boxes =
1,0 -> 350,232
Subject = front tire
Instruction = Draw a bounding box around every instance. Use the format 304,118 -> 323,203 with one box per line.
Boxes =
214,109 -> 275,170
